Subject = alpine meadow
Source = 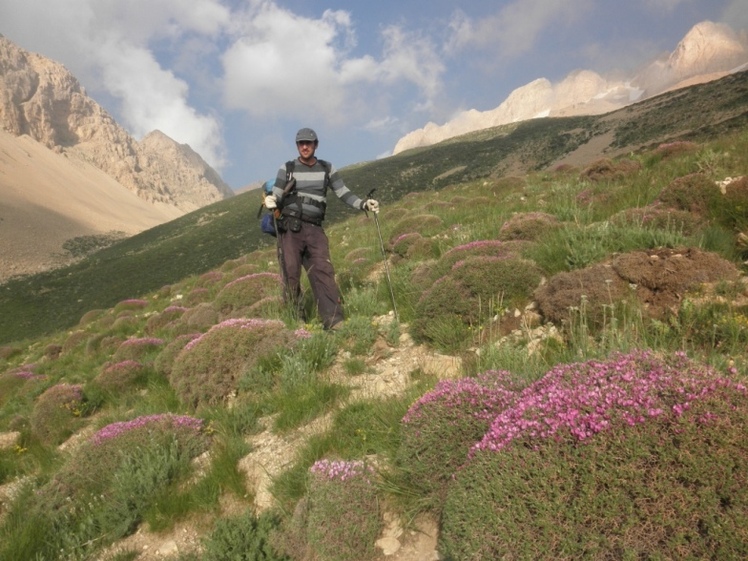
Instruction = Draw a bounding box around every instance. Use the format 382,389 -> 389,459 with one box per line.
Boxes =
1,71 -> 748,561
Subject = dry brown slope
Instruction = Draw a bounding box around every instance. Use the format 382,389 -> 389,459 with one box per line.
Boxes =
0,130 -> 184,282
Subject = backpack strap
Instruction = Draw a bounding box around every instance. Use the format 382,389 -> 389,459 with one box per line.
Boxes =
317,159 -> 331,196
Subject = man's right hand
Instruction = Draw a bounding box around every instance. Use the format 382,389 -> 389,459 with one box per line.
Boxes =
265,195 -> 278,210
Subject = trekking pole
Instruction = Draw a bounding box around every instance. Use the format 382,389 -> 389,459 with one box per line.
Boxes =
273,212 -> 292,307
367,188 -> 399,323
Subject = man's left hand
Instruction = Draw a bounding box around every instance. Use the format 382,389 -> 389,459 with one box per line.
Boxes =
362,199 -> 379,213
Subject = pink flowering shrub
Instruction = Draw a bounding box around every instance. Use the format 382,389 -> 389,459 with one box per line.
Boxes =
34,413 -> 209,553
296,459 -> 380,561
53,413 -> 207,497
169,318 -> 296,407
30,383 -> 87,445
113,298 -> 148,313
93,360 -> 146,394
112,337 -> 164,362
397,370 -> 519,506
440,350 -> 748,560
213,272 -> 282,315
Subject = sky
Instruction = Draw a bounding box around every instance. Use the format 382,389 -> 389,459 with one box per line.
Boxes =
1,0 -> 747,189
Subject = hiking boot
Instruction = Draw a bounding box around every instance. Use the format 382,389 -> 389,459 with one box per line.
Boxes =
328,321 -> 344,332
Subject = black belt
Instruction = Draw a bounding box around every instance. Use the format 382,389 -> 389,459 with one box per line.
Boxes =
282,209 -> 323,226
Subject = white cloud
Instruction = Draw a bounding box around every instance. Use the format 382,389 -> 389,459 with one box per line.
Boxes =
221,1 -> 444,121
0,0 -> 230,169
445,0 -> 590,59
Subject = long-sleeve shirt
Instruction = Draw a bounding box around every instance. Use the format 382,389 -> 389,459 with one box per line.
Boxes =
272,158 -> 363,223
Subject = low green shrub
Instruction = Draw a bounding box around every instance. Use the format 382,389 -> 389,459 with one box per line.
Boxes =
657,172 -> 722,216
412,255 -> 542,348
29,383 -> 87,445
201,509 -> 288,561
439,350 -> 748,560
154,333 -> 201,377
2,414 -> 209,561
387,214 -> 444,246
283,459 -> 381,561
498,211 -> 561,241
113,299 -> 149,314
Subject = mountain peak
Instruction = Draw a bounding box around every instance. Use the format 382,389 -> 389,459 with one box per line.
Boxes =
393,20 -> 748,156
0,36 -> 232,211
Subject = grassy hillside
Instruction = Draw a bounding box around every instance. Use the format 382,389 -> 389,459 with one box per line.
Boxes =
1,91 -> 747,560
1,71 -> 747,345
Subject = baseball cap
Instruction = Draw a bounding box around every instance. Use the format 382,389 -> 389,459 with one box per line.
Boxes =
295,128 -> 318,143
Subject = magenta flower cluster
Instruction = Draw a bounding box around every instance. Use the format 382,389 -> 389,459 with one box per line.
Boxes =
162,305 -> 188,315
473,350 -> 746,454
403,371 -> 517,425
10,363 -> 43,380
310,459 -> 374,483
184,318 -> 285,351
90,413 -> 204,446
294,328 -> 313,339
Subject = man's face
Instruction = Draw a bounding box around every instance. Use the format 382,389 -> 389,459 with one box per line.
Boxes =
296,140 -> 316,159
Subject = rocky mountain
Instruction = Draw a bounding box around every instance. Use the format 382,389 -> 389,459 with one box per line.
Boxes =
394,21 -> 748,154
0,35 -> 236,282
0,35 -> 233,212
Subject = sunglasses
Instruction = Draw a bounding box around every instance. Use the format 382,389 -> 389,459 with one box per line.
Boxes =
296,140 -> 315,146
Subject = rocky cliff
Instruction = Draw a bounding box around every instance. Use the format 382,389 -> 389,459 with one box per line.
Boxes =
0,36 -> 232,212
394,21 -> 748,155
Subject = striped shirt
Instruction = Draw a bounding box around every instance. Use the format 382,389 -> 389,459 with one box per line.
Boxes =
272,158 -> 363,223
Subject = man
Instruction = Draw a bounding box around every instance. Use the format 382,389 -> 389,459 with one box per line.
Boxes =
265,127 -> 379,330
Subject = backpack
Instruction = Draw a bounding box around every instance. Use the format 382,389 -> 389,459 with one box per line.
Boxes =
259,179 -> 279,236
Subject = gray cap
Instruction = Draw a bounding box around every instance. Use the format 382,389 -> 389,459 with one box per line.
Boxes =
295,128 -> 318,142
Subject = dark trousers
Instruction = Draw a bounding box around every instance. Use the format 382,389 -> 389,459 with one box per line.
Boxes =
277,221 -> 343,329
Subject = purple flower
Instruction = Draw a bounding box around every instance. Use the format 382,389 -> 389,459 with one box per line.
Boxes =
90,413 -> 204,446
310,459 -> 374,483
472,350 -> 745,454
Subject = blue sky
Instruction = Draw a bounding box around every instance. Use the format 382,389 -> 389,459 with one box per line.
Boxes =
1,0 -> 747,189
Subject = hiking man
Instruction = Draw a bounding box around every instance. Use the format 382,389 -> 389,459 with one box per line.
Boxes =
265,127 -> 379,330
